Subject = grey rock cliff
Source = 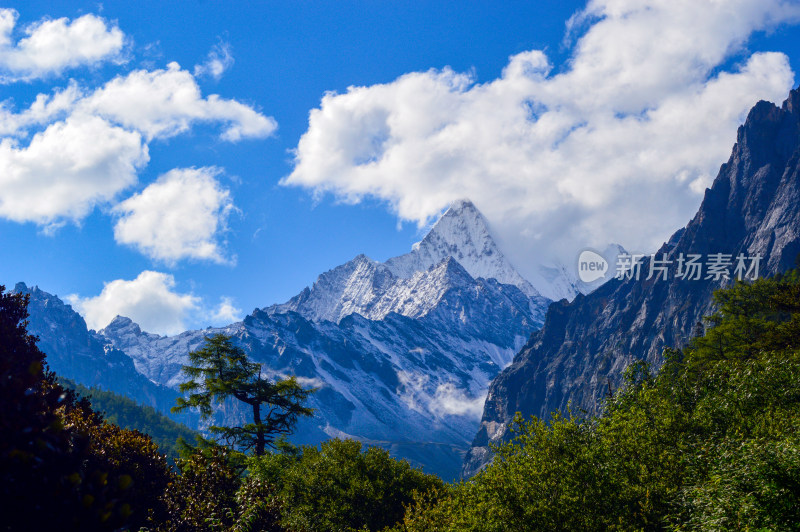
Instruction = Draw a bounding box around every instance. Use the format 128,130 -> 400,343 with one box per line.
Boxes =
463,88 -> 800,477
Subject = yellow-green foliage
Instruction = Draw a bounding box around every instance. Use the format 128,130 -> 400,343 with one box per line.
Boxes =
248,438 -> 443,532
397,270 -> 800,531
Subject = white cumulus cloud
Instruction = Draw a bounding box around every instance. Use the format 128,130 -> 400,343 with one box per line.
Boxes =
0,113 -> 147,226
0,9 -> 125,82
83,62 -> 276,141
113,167 -> 236,264
0,12 -> 276,239
67,271 -> 200,335
67,270 -> 243,335
284,0 -> 800,276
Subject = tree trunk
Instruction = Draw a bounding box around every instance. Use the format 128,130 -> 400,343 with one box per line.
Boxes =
253,402 -> 265,456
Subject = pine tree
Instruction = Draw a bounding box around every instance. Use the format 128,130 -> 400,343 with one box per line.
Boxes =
172,334 -> 314,456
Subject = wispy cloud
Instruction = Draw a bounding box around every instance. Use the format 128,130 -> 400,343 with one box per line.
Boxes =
429,383 -> 486,419
194,40 -> 234,80
396,370 -> 486,419
209,296 -> 243,324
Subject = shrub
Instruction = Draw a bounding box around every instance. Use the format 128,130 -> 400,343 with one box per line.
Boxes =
248,438 -> 443,531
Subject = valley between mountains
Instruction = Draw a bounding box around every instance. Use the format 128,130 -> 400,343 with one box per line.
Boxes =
18,199 -> 562,480
16,89 -> 800,483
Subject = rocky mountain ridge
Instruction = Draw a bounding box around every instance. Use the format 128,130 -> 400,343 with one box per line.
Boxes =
13,282 -> 194,425
463,88 -> 800,476
20,200 -> 549,480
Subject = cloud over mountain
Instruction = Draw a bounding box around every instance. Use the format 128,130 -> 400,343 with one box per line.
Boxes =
67,270 -> 242,335
285,0 -> 800,276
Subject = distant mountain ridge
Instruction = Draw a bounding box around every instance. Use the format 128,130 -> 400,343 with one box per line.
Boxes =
14,282 -> 185,418
463,88 -> 800,476
20,200 -> 552,480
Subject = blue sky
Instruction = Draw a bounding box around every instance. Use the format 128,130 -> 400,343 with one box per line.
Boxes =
1,1 -> 800,334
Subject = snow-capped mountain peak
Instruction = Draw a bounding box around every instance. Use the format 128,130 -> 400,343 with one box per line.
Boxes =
270,199 -> 548,324
385,199 -> 541,298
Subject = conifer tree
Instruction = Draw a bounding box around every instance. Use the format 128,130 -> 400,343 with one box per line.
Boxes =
173,334 -> 314,456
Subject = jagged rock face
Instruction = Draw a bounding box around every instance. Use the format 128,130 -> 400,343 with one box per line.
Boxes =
463,89 -> 800,477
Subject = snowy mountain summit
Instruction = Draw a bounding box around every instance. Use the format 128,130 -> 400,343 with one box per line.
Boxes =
386,200 -> 540,297
270,199 -> 549,324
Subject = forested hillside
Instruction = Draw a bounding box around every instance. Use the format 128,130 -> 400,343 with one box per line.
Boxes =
59,378 -> 198,462
397,268 -> 800,530
3,269 -> 800,530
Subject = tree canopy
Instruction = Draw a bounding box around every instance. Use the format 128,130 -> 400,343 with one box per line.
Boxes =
0,285 -> 172,530
395,269 -> 800,531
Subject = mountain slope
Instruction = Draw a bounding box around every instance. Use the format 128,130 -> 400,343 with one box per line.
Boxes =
99,257 -> 538,479
13,283 -> 188,422
464,88 -> 800,476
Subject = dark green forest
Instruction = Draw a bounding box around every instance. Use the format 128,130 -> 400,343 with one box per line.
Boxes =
59,378 -> 198,463
2,269 -> 799,530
